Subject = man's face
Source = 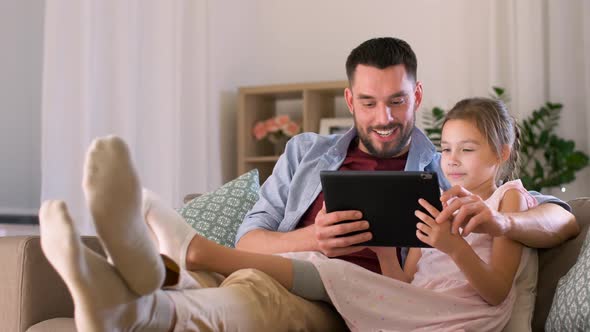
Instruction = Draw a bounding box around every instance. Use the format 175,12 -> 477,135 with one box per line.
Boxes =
345,64 -> 422,158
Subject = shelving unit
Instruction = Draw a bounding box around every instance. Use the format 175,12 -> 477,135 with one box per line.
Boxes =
237,81 -> 349,183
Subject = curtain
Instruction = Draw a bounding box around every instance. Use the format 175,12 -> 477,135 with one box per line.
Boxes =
41,0 -> 220,234
488,0 -> 590,200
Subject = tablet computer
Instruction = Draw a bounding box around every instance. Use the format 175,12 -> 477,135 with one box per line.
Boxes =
320,170 -> 443,248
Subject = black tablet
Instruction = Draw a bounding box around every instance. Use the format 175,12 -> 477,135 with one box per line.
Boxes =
320,171 -> 443,248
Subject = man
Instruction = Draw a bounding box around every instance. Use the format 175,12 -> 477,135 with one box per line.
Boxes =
40,37 -> 578,331
234,37 -> 578,263
187,36 -> 577,328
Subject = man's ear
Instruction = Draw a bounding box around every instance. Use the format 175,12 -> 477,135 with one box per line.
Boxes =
413,81 -> 423,112
345,87 -> 354,115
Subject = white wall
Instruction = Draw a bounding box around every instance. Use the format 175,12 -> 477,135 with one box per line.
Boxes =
0,0 -> 44,214
209,0 -> 495,180
2,0 -> 587,211
208,0 -> 589,200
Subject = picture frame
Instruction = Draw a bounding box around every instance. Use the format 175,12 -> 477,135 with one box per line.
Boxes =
319,117 -> 354,135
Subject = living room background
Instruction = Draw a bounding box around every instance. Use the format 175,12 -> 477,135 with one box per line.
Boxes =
2,0 -> 589,234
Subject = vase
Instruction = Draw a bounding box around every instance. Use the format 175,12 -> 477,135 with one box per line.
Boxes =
270,135 -> 289,155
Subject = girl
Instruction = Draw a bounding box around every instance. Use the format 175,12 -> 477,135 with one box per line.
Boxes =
178,97 -> 537,331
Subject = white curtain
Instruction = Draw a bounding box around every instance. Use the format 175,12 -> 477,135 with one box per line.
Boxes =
41,0 -> 220,234
488,0 -> 590,200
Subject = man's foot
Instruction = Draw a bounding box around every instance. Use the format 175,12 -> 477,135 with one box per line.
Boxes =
83,135 -> 164,295
39,200 -> 174,332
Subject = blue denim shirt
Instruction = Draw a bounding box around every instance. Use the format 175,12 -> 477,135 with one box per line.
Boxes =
235,127 -> 570,244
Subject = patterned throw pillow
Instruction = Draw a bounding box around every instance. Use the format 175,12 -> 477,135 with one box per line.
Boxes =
545,229 -> 590,331
176,169 -> 259,248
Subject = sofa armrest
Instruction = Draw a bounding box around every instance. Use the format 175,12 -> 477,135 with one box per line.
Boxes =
0,235 -> 103,332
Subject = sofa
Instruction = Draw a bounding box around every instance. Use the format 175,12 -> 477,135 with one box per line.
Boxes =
1,197 -> 589,332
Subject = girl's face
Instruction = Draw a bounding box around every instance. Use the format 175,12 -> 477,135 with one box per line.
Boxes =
440,119 -> 503,198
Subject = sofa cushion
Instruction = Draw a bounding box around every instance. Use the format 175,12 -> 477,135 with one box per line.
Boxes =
26,318 -> 76,332
176,169 -> 260,247
534,198 -> 590,331
545,198 -> 590,331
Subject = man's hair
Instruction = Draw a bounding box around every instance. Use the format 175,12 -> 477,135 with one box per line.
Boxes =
345,37 -> 417,84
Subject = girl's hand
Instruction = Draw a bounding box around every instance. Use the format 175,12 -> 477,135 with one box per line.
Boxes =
437,185 -> 510,237
415,198 -> 466,256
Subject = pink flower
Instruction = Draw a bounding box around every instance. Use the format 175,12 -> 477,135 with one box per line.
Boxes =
275,115 -> 290,126
282,122 -> 300,136
252,115 -> 300,141
253,122 -> 267,140
264,118 -> 280,132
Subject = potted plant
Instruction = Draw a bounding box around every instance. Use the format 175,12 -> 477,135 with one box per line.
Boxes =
252,115 -> 301,155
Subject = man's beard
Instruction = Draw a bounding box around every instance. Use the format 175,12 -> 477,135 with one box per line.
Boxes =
354,113 -> 414,158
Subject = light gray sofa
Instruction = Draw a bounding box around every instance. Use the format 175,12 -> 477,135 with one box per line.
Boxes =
1,198 -> 589,332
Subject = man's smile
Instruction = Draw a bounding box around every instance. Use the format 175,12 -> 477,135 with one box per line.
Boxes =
371,126 -> 400,141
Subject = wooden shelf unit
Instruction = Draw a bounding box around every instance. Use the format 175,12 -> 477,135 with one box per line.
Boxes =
237,81 -> 349,182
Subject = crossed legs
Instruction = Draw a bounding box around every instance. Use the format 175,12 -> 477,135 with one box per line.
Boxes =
39,136 -> 175,331
39,136 -> 319,331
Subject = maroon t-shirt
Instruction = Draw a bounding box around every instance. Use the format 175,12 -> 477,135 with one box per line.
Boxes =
296,139 -> 408,274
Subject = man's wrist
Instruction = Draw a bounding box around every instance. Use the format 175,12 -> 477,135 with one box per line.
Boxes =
503,213 -> 518,238
305,224 -> 320,251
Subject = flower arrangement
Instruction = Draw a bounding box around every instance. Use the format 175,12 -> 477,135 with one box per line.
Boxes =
252,115 -> 301,144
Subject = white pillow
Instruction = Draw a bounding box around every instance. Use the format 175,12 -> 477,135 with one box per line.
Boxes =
503,248 -> 538,332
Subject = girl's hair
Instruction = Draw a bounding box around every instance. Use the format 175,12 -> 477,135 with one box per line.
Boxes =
443,97 -> 521,184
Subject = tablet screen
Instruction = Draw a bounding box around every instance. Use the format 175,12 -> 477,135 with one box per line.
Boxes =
320,171 -> 442,248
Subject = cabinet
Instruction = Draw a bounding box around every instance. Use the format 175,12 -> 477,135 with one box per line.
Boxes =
237,81 -> 349,183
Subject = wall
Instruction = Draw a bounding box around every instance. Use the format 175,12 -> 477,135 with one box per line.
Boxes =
209,0 -> 495,179
208,0 -> 589,201
0,0 -> 44,214
1,0 -> 587,211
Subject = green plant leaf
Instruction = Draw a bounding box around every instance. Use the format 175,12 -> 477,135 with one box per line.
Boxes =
566,152 -> 590,170
493,86 -> 504,97
533,160 -> 544,180
432,107 -> 446,119
539,130 -> 549,145
546,102 -> 563,110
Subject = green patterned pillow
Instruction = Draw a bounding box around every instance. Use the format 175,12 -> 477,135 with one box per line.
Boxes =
546,229 -> 590,331
176,169 -> 259,248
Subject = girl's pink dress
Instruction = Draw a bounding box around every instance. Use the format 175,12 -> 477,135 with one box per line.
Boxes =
285,180 -> 538,332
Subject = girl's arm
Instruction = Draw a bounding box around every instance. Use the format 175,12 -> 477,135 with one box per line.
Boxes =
416,190 -> 527,305
450,189 -> 526,305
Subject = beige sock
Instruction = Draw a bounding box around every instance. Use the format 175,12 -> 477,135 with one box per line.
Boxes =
39,200 -> 174,332
142,188 -> 197,270
83,135 -> 164,295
